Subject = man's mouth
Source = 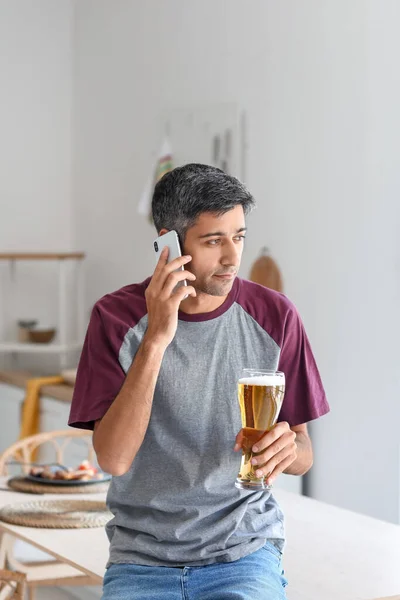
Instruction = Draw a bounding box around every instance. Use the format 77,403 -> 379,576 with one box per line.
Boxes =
213,272 -> 236,280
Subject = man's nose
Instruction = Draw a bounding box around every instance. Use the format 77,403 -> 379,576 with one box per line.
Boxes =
221,241 -> 241,267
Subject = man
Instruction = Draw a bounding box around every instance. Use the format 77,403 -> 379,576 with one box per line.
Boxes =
69,163 -> 329,599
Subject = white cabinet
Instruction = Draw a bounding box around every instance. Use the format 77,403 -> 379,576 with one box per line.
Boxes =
38,396 -> 97,468
39,395 -> 73,446
0,383 -> 24,454
0,383 -> 95,468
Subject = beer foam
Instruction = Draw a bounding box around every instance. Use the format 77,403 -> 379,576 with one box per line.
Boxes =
239,375 -> 285,387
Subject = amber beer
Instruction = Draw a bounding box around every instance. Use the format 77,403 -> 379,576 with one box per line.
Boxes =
235,370 -> 285,490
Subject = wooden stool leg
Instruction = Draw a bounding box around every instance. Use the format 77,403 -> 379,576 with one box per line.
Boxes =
28,584 -> 36,600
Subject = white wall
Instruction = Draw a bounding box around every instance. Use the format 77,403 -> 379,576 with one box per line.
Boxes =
309,0 -> 400,522
72,0 -> 400,523
0,0 -> 74,369
0,0 -> 73,252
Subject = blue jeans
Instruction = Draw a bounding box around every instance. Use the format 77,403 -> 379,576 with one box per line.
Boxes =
102,542 -> 288,599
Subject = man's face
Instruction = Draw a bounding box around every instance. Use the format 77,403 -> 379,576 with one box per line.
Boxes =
182,205 -> 246,297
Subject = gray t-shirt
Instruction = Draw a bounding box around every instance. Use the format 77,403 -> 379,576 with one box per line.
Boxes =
69,277 -> 329,567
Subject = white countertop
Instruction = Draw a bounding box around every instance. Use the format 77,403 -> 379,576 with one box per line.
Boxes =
273,489 -> 400,600
0,479 -> 399,599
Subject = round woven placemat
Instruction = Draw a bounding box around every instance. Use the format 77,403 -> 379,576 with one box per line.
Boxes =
0,499 -> 112,528
7,476 -> 110,495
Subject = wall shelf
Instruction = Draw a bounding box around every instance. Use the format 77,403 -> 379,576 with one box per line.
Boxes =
0,252 -> 86,369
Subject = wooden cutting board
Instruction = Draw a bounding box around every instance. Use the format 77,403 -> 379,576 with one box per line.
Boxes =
249,248 -> 283,293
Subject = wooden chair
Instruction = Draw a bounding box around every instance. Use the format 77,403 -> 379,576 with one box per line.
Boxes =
0,569 -> 26,600
0,430 -> 101,600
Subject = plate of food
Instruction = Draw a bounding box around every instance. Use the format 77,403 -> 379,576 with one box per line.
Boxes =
26,460 -> 111,486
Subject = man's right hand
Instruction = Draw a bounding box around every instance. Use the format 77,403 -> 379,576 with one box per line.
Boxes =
144,247 -> 196,349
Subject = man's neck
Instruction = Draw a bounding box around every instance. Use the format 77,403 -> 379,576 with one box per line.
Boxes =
179,291 -> 228,315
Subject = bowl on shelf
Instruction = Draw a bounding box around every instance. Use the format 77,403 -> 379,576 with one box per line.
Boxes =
28,328 -> 56,344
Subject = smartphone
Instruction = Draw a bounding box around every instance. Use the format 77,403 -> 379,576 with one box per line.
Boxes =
153,230 -> 188,295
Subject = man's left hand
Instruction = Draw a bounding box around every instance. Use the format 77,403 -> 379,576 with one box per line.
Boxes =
234,422 -> 298,485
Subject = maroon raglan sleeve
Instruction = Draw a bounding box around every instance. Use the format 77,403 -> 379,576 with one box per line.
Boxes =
68,304 -> 126,430
278,304 -> 329,427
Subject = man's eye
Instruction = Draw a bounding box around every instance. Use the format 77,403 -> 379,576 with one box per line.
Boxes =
207,239 -> 220,245
234,236 -> 246,242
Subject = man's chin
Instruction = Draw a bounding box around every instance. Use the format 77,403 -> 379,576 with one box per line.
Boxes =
201,276 -> 236,297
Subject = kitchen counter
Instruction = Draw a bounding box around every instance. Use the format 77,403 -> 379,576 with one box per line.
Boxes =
0,370 -> 74,403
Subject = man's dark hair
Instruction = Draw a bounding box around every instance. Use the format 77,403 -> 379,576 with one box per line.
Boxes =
152,163 -> 256,240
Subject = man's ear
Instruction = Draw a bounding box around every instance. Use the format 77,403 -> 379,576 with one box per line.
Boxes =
158,228 -> 169,236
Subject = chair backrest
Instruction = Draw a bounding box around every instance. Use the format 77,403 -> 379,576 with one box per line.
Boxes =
0,430 -> 95,476
0,569 -> 26,600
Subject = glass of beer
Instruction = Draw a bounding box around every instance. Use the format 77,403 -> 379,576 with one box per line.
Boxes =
235,369 -> 285,491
